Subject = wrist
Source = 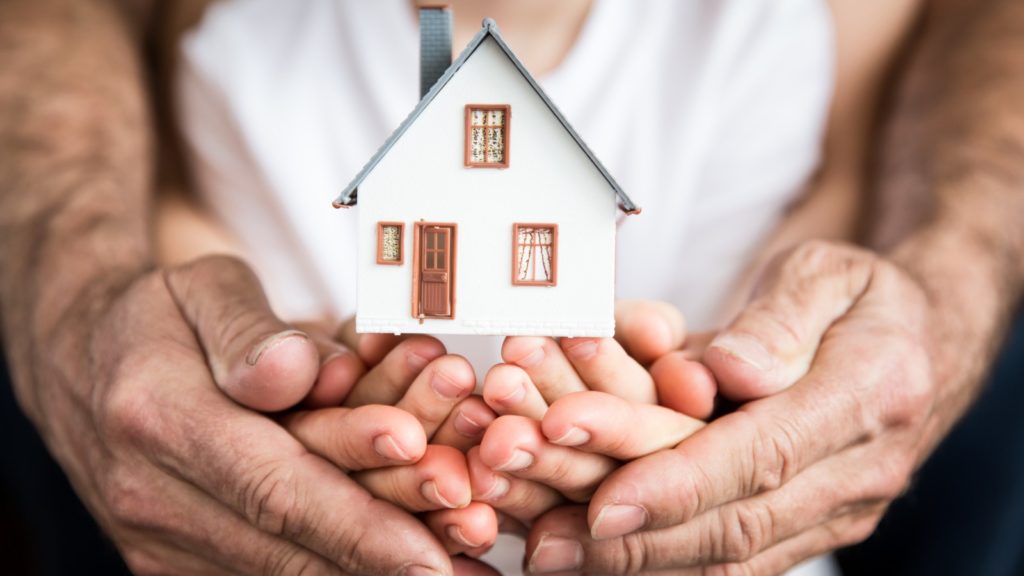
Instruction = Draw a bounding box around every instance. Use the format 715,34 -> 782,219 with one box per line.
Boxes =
1,213 -> 152,429
887,220 -> 1017,429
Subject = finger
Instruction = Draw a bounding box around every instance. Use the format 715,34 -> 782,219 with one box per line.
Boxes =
280,405 -> 426,470
395,355 -> 475,438
496,511 -> 530,537
353,445 -> 472,512
295,324 -> 367,408
527,442 -> 896,572
649,351 -> 718,419
500,337 -> 586,403
164,255 -> 319,411
542,391 -> 705,459
587,360 -> 876,540
468,446 -> 564,524
479,416 -> 617,502
524,504 -> 882,574
423,502 -> 499,556
343,336 -> 446,406
614,300 -> 687,365
432,396 -> 497,452
481,364 -> 549,420
558,337 -> 657,403
704,242 -> 875,401
108,459 -> 343,576
336,316 -> 408,367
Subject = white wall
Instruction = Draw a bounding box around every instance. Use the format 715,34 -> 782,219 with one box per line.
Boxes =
357,36 -> 618,337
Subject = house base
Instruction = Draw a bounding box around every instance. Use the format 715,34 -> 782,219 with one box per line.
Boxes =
356,317 -> 615,338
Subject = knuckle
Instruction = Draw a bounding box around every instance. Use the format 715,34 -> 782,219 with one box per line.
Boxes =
716,503 -> 774,563
614,531 -> 651,574
264,546 -> 330,576
863,456 -> 914,502
100,370 -> 163,447
883,341 -> 934,429
747,416 -> 800,494
240,459 -> 306,538
102,467 -> 156,529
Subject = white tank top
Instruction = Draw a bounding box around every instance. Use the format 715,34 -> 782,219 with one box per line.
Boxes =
177,1 -> 836,573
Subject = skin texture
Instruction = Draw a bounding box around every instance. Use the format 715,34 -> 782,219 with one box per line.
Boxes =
519,0 -> 1024,573
4,1 -> 1023,575
0,1 -> 484,573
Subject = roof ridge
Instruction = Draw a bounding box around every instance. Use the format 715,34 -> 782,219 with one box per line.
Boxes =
333,18 -> 639,214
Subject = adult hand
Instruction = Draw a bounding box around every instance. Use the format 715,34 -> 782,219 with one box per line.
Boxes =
16,255 -> 453,575
525,241 -> 941,574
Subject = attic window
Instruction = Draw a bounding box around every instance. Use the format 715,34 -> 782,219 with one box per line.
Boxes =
465,104 -> 510,168
513,224 -> 557,286
377,222 -> 404,265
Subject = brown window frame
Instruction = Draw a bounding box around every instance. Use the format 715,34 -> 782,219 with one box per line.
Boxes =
376,221 -> 405,265
512,223 -> 558,287
464,104 -> 511,168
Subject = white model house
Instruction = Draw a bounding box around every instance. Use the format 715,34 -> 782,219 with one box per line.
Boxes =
333,9 -> 639,337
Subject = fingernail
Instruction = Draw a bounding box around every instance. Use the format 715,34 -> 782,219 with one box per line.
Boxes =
517,346 -> 545,368
494,449 -> 533,472
446,524 -> 483,548
400,565 -> 440,576
479,475 -> 510,501
529,534 -> 583,572
496,380 -> 526,404
430,369 -> 468,400
591,504 -> 649,540
406,350 -> 433,371
453,410 -> 485,437
246,329 -> 308,366
421,480 -> 461,509
564,339 -> 599,360
373,434 -> 411,462
549,426 -> 591,447
709,334 -> 776,372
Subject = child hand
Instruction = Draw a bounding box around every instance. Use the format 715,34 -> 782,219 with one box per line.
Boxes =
280,319 -> 501,557
474,300 -> 717,524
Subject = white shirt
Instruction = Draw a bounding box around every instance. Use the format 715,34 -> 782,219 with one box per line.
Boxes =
178,1 -> 836,573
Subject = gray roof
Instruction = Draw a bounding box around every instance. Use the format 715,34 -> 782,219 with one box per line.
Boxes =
333,18 -> 639,214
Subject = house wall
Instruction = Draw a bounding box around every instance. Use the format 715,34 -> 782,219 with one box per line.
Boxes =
357,36 -> 617,337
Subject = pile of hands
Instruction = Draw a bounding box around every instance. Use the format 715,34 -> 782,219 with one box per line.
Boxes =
30,241 -> 940,575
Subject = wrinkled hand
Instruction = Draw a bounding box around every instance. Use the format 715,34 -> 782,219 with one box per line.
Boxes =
526,241 -> 939,574
22,255 -> 457,575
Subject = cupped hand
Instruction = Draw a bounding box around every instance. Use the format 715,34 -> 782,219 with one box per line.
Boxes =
525,241 -> 938,574
25,255 -> 454,575
283,334 -> 502,558
475,301 -> 715,527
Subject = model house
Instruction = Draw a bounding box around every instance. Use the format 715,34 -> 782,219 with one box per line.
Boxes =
333,7 -> 639,337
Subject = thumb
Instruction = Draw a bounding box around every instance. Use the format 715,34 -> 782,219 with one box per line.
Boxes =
163,255 -> 319,411
704,242 -> 876,401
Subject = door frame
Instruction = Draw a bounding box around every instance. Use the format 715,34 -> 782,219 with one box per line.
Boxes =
411,221 -> 458,321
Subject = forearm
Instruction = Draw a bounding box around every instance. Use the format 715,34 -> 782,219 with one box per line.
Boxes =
873,0 -> 1024,438
0,0 -> 155,424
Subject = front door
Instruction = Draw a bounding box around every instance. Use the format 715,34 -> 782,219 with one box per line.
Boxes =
415,223 -> 456,319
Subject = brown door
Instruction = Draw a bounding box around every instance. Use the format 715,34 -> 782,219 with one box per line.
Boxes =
416,223 -> 456,318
